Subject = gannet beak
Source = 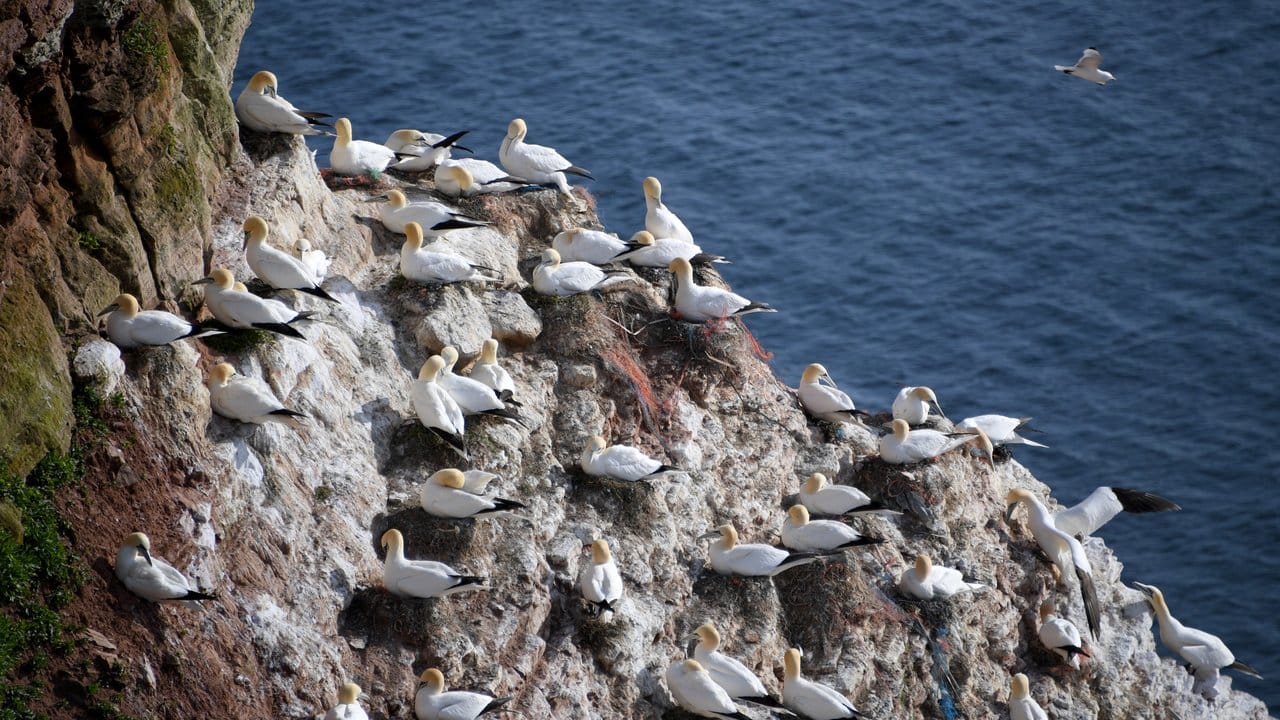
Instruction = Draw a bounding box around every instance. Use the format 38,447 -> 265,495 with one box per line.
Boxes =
930,401 -> 948,420
682,631 -> 699,642
191,277 -> 214,285
139,544 -> 153,566
698,529 -> 721,540
242,230 -> 251,248
97,303 -> 119,316
1004,503 -> 1017,523
1132,582 -> 1158,598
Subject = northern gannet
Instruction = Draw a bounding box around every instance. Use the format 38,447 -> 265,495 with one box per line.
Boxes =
419,469 -> 524,519
580,435 -> 680,482
798,363 -> 868,423
614,231 -> 729,268
1055,47 -> 1114,85
878,419 -> 985,465
414,668 -> 511,720
434,158 -> 529,197
323,683 -> 369,720
551,228 -> 642,265
1038,600 -> 1089,669
532,248 -> 628,296
702,524 -> 820,577
897,555 -> 985,600
114,532 -> 216,601
669,257 -> 775,323
438,347 -> 523,425
643,176 -> 694,243
469,339 -> 515,398
797,473 -> 895,516
1133,582 -> 1263,697
782,648 -> 866,719
384,128 -> 470,172
687,624 -> 783,709
891,386 -> 945,425
1051,486 -> 1181,538
400,222 -> 500,285
329,118 -> 396,177
781,505 -> 884,553
194,268 -> 314,339
379,189 -> 489,235
1005,488 -> 1102,637
235,70 -> 331,135
99,293 -> 212,349
411,355 -> 467,456
665,659 -> 751,720
206,363 -> 306,429
1008,674 -> 1048,720
956,415 -> 1047,448
579,539 -> 623,622
243,216 -> 337,301
380,529 -> 484,599
290,237 -> 330,284
499,118 -> 593,195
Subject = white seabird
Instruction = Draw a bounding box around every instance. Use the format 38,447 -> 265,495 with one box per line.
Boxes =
206,363 -> 306,429
687,623 -> 783,709
1055,47 -> 1115,85
579,539 -> 623,622
1008,673 -> 1048,720
643,176 -> 694,243
551,227 -> 642,265
379,189 -> 489,236
781,505 -> 884,553
469,339 -> 516,398
193,268 -> 313,339
956,415 -> 1047,448
329,118 -> 397,177
435,159 -> 529,197
323,682 -> 369,720
665,658 -> 751,720
580,435 -> 680,482
798,363 -> 868,423
1051,486 -> 1181,538
1133,582 -> 1263,697
878,419 -> 985,465
702,524 -> 820,578
1039,600 -> 1089,669
1005,488 -> 1102,637
669,257 -> 775,323
243,216 -> 337,301
797,473 -> 896,516
897,555 -> 985,600
99,293 -> 210,349
400,222 -> 500,285
782,648 -> 866,719
290,237 -> 330,284
532,248 -> 628,297
614,230 -> 729,268
234,70 -> 331,135
499,118 -> 593,195
380,529 -> 484,599
419,469 -> 524,519
414,668 -> 511,720
891,386 -> 946,425
411,356 -> 467,456
384,128 -> 470,172
438,347 -> 523,425
114,532 -> 216,602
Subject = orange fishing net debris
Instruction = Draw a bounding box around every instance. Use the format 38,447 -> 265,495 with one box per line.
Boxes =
740,322 -> 774,360
599,345 -> 659,423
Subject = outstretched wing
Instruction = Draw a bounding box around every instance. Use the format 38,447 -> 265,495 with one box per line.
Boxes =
1077,47 -> 1103,70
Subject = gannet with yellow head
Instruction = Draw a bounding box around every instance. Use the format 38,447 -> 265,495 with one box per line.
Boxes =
99,293 -> 210,349
243,216 -> 336,301
411,355 -> 467,457
797,473 -> 896,516
685,623 -> 782,709
418,468 -> 524,519
433,158 -> 529,197
891,386 -> 946,425
400,222 -> 500,285
414,668 -> 511,720
579,538 -> 623,622
896,554 -> 985,600
469,338 -> 515,397
322,682 -> 368,720
781,504 -> 885,553
206,362 -> 306,429
114,532 -> 217,602
1133,581 -> 1262,698
614,230 -> 730,268
378,188 -> 489,235
235,70 -> 332,135
665,658 -> 750,720
192,268 -> 314,339
329,117 -> 397,177
668,257 -> 775,323
782,648 -> 865,719
580,435 -> 681,482
798,363 -> 870,424
701,524 -> 820,577
498,118 -> 594,195
643,176 -> 694,243
1005,487 -> 1102,637
1008,673 -> 1048,720
384,127 -> 471,171
379,529 -> 484,599
878,418 -> 980,465
533,248 -> 629,296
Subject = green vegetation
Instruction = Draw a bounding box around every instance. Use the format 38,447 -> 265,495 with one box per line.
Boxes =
77,231 -> 102,253
122,20 -> 167,71
201,328 -> 272,354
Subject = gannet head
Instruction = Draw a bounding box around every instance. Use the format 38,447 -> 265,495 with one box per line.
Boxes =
540,248 -> 562,268
787,505 -> 810,526
668,257 -> 693,281
379,528 -> 404,551
243,216 -> 270,248
802,473 -> 827,494
247,70 -> 278,95
1010,673 -> 1030,701
386,189 -> 408,209
444,164 -> 475,190
233,281 -> 248,292
99,293 -> 140,318
783,648 -> 802,680
293,237 -> 313,254
699,524 -> 737,548
431,468 -> 466,489
440,346 -> 459,372
337,682 -> 360,705
506,118 -> 527,140
967,428 -> 994,465
403,222 -> 425,250
555,228 -> 581,245
335,117 -> 353,145
1004,487 -> 1033,522
890,418 -> 910,440
643,176 -> 662,201
389,128 -> 424,146
207,268 -> 235,290
1132,581 -> 1167,613
680,659 -> 704,674
909,386 -> 946,419
1038,600 -> 1055,622
914,554 -> 933,577
480,338 -> 499,365
801,363 -> 830,385
418,668 -> 445,693
589,539 -> 612,564
690,623 -> 720,650
123,531 -> 153,565
627,230 -> 655,248
417,355 -> 446,382
208,362 -> 236,387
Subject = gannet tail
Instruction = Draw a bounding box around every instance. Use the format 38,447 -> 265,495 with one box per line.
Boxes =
477,498 -> 526,515
738,694 -> 785,709
1228,660 -> 1263,679
180,589 -> 218,601
251,322 -> 306,339
297,285 -> 338,303
430,218 -> 489,231
497,390 -> 522,408
444,575 -> 486,594
296,110 -> 332,123
428,427 -> 468,457
481,408 -> 526,428
836,536 -> 886,550
1055,65 -> 1074,74
561,165 -> 595,180
691,252 -> 732,265
431,129 -> 470,149
1077,565 -> 1102,638
1111,487 -> 1181,514
732,302 -> 777,317
479,697 -> 512,717
267,408 -> 307,430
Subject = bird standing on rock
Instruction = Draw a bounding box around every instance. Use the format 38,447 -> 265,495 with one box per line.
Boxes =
499,118 -> 593,195
329,117 -> 397,177
579,538 -> 624,622
1133,581 -> 1262,698
114,532 -> 217,602
206,362 -> 307,429
243,216 -> 337,301
323,683 -> 369,720
668,257 -> 775,323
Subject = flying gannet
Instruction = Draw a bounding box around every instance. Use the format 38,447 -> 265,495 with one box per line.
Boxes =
469,339 -> 516,399
579,539 -> 623,622
1039,600 -> 1089,669
1054,47 -> 1115,85
206,363 -> 306,429
614,231 -> 729,268
434,158 -> 529,197
1133,582 -> 1262,698
781,505 -> 884,553
532,248 -> 628,296
99,293 -> 214,349
956,415 -> 1047,448
499,118 -> 593,195
878,419 -> 986,465
797,473 -> 896,516
380,529 -> 484,599
798,363 -> 869,423
235,70 -> 331,135
891,386 -> 946,425
669,257 -> 775,323
1005,488 -> 1102,637
243,216 -> 337,301
702,524 -> 820,577
384,128 -> 471,172
1008,673 -> 1048,720
414,668 -> 511,720
665,658 -> 751,720
687,623 -> 783,709
782,648 -> 866,719
412,355 -> 467,456
194,268 -> 314,339
400,222 -> 500,285
419,469 -> 524,519
290,237 -> 330,284
114,532 -> 216,602
897,555 -> 985,600
643,176 -> 694,243
323,682 -> 369,720
379,189 -> 489,236
330,118 -> 397,177
552,228 -> 643,265
580,435 -> 680,482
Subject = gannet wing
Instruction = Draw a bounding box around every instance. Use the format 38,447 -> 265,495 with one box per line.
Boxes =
1077,47 -> 1103,70
1055,486 -> 1180,537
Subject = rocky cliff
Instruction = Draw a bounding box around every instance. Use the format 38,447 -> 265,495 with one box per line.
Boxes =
0,2 -> 1271,719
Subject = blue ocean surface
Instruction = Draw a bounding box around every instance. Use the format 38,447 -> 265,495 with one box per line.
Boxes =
236,0 -> 1280,708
